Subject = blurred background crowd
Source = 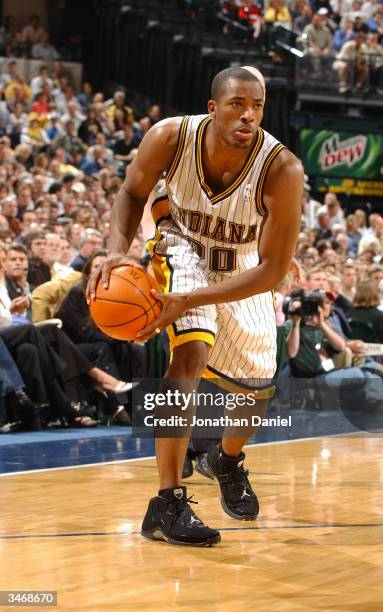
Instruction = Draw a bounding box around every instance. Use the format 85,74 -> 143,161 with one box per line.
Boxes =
178,0 -> 383,95
0,6 -> 382,435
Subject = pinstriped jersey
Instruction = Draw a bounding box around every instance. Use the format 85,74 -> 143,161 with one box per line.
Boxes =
163,114 -> 285,277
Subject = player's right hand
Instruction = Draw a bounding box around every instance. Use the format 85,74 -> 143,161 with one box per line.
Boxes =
86,254 -> 143,304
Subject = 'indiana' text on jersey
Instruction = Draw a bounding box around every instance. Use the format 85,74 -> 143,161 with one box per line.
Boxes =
154,114 -> 285,275
171,207 -> 258,245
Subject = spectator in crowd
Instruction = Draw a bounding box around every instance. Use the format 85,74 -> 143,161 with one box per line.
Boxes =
264,0 -> 291,26
332,18 -> 355,51
106,90 -> 134,125
348,280 -> 383,341
301,182 -> 321,230
314,207 -> 333,243
341,263 -> 358,300
113,124 -> 141,168
285,291 -> 346,377
0,336 -> 40,433
0,322 -> 100,428
31,32 -> 59,61
294,0 -> 313,32
60,100 -> 85,133
2,197 -> 21,236
365,4 -> 383,34
361,0 -> 381,21
2,15 -> 18,49
31,91 -> 50,117
370,265 -> 383,286
86,132 -> 114,164
324,193 -> 345,227
78,107 -> 103,146
365,32 -> 383,94
303,11 -> 333,57
0,243 -> 28,321
7,102 -> 28,147
345,214 -> 362,255
146,104 -> 162,125
21,113 -> 49,148
3,243 -> 30,317
77,82 -> 93,112
70,230 -> 103,271
354,208 -> 368,235
66,223 -> 83,258
30,66 -> 53,97
305,267 -> 329,291
24,231 -> 50,289
57,251 -> 134,424
334,30 -> 369,92
52,120 -> 84,161
5,75 -> 32,107
21,15 -> 46,46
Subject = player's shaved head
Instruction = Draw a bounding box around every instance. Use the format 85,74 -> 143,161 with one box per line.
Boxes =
211,67 -> 264,100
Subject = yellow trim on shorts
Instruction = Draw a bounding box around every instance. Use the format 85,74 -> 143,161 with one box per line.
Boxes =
169,330 -> 215,351
202,368 -> 275,398
150,254 -> 215,354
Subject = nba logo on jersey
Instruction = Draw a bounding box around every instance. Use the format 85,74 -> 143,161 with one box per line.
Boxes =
244,184 -> 252,206
185,310 -> 194,327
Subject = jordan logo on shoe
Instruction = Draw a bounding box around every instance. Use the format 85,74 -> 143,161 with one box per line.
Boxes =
173,488 -> 184,499
241,488 -> 250,499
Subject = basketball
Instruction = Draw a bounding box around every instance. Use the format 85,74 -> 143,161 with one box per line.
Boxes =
89,265 -> 163,340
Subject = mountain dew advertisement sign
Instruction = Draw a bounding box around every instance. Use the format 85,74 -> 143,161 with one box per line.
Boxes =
300,129 -> 383,180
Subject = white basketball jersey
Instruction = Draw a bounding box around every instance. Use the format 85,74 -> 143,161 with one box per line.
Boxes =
164,114 -> 285,278
148,114 -> 287,384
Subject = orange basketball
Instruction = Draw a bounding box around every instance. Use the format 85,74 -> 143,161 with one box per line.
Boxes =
89,265 -> 163,340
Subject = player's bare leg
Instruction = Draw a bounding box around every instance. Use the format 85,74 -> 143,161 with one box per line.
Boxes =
155,340 -> 210,489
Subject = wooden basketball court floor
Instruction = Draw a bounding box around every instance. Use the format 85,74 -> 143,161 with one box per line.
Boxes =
1,434 -> 382,611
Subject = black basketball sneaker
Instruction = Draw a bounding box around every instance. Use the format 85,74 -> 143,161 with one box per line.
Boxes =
141,486 -> 221,547
206,444 -> 259,520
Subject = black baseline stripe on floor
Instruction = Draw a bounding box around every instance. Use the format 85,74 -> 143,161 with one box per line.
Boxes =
1,523 -> 383,540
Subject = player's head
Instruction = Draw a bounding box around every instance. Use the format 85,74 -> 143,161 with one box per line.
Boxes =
208,66 -> 265,149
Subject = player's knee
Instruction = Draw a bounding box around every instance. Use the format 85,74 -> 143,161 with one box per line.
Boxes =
169,341 -> 210,378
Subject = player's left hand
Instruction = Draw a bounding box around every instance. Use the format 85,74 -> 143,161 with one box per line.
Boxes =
135,290 -> 188,342
289,257 -> 304,285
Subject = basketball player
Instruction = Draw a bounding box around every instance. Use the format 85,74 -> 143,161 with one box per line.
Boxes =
87,67 -> 303,547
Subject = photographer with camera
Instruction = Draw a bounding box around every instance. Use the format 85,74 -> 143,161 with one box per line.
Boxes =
285,290 -> 346,378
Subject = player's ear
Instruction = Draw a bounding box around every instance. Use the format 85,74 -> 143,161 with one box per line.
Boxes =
207,99 -> 216,117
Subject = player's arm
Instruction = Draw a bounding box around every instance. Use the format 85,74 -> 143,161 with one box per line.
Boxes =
137,150 -> 303,339
87,117 -> 182,300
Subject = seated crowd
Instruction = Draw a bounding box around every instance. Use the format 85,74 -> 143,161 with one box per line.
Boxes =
0,47 -> 382,434
0,13 -> 60,60
274,187 -> 383,401
187,0 -> 383,94
0,56 -> 162,433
